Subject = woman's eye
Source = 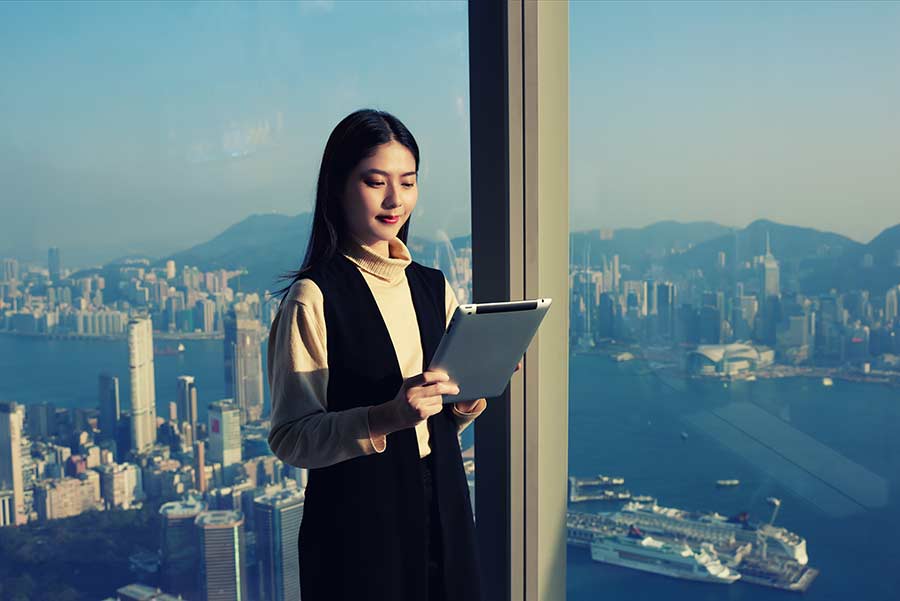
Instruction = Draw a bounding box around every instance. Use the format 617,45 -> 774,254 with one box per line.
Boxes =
402,182 -> 416,188
366,180 -> 385,187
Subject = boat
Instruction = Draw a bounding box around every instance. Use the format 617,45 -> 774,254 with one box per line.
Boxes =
611,500 -> 808,565
590,526 -> 741,584
596,474 -> 625,486
632,495 -> 656,503
716,479 -> 740,487
822,377 -> 833,387
177,343 -> 185,352
154,345 -> 180,356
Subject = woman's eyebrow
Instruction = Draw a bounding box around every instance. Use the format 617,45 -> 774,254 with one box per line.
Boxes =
362,168 -> 417,177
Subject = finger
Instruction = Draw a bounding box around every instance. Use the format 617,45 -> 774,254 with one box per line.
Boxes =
423,369 -> 450,382
420,381 -> 459,395
417,394 -> 447,408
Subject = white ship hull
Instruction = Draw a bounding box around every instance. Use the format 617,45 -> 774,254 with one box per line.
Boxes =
590,536 -> 741,584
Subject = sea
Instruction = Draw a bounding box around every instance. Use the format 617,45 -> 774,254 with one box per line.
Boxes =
1,335 -> 898,600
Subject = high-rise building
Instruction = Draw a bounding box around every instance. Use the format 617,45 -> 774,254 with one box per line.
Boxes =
1,258 -> 18,282
759,232 -> 780,299
33,471 -> 101,521
885,286 -> 899,325
194,439 -> 207,493
224,307 -> 264,424
97,462 -> 143,509
48,247 -> 61,283
656,282 -> 677,340
176,375 -> 198,436
254,489 -> 304,601
0,489 -> 15,527
196,510 -> 249,601
0,401 -> 26,525
26,402 -> 54,440
166,259 -> 176,280
195,298 -> 217,334
98,374 -> 120,440
160,498 -> 206,598
128,317 -> 157,454
208,400 -> 241,478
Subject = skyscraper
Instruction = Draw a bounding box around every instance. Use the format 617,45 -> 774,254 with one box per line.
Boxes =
160,498 -> 206,598
224,307 -> 264,424
98,373 -> 120,440
128,317 -> 157,454
760,232 -> 780,299
196,510 -> 249,601
254,490 -> 304,601
194,439 -> 207,493
176,375 -> 198,436
656,282 -> 677,340
0,401 -> 26,525
758,233 -> 781,344
208,400 -> 241,480
48,247 -> 61,283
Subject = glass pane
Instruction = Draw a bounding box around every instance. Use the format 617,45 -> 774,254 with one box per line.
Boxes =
568,2 -> 900,600
0,1 -> 470,598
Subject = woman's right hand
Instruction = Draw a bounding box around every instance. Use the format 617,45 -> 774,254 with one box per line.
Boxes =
389,370 -> 460,430
368,370 -> 460,440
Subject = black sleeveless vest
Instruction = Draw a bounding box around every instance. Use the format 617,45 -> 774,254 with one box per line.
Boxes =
296,251 -> 483,601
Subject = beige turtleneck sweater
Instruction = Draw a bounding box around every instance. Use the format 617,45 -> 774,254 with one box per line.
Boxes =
267,235 -> 487,469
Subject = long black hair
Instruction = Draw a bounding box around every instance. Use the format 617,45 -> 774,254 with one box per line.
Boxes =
273,108 -> 420,301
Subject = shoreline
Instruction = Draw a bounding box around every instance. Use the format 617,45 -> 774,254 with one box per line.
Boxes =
0,330 -> 225,342
572,346 -> 900,390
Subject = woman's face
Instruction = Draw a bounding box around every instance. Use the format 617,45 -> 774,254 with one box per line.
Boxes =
341,140 -> 418,247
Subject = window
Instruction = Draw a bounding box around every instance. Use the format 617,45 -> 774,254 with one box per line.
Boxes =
0,1 -> 471,598
568,2 -> 900,600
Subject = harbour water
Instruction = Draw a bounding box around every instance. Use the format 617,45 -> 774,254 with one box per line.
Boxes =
1,335 -> 898,599
567,352 -> 900,601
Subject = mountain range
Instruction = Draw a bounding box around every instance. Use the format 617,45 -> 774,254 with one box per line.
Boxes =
156,213 -> 900,297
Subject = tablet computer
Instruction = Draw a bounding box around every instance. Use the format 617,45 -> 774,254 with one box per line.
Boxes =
427,298 -> 552,403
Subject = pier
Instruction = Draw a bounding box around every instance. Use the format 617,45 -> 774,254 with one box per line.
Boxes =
569,475 -> 631,503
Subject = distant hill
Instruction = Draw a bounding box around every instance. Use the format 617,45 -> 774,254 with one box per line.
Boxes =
153,213 -> 900,297
163,212 -> 314,294
570,221 -> 732,277
666,219 -> 900,295
160,212 -> 470,295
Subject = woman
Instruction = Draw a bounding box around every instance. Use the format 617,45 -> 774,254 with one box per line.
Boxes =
267,109 -> 517,601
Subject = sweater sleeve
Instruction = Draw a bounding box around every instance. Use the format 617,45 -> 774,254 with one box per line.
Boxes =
443,275 -> 487,435
267,283 -> 387,469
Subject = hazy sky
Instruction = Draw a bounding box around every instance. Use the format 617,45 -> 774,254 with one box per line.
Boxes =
1,0 -> 898,267
571,0 -> 900,240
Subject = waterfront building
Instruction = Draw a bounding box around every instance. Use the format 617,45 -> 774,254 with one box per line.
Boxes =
128,316 -> 157,454
176,375 -> 198,436
224,306 -> 264,424
99,373 -> 120,440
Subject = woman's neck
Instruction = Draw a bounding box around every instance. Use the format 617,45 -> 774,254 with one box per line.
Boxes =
348,232 -> 390,258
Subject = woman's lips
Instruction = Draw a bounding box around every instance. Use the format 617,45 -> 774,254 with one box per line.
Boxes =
377,215 -> 400,224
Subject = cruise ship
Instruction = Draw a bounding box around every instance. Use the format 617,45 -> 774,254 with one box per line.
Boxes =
590,526 -> 741,584
613,500 -> 808,565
